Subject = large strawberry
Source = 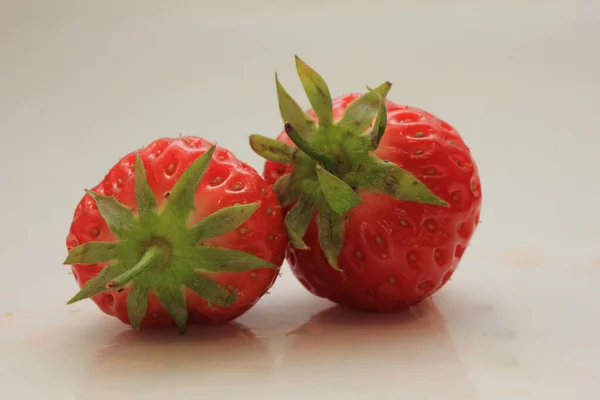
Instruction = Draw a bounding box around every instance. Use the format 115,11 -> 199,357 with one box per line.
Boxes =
250,57 -> 481,311
64,136 -> 286,333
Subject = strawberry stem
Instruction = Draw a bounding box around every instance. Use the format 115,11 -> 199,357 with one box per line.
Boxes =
106,246 -> 165,289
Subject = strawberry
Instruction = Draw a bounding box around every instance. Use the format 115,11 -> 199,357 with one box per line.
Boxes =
64,136 -> 286,333
250,57 -> 481,311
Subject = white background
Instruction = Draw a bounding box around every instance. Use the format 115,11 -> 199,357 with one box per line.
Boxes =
1,0 -> 599,399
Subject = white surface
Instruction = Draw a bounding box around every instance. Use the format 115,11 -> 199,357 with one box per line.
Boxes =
1,1 -> 599,399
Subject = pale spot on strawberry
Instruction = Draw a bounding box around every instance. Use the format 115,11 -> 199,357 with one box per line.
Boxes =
355,250 -> 364,261
217,150 -> 231,161
450,191 -> 461,204
424,220 -> 437,232
399,218 -> 410,227
260,188 -> 267,195
369,235 -> 388,260
414,149 -> 425,155
390,110 -> 423,124
166,163 -> 176,176
434,248 -> 449,267
266,208 -> 273,215
406,251 -> 420,270
238,227 -> 249,235
388,276 -> 397,285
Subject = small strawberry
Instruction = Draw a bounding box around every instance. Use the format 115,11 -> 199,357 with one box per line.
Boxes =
250,57 -> 481,311
64,136 -> 286,333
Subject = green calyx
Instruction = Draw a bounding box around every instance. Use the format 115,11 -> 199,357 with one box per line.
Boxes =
64,146 -> 277,333
249,56 -> 448,270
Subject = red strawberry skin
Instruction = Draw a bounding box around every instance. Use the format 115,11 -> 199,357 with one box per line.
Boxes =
66,137 -> 286,328
264,95 -> 482,311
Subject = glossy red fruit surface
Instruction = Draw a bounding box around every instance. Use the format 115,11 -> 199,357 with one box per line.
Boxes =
65,136 -> 286,332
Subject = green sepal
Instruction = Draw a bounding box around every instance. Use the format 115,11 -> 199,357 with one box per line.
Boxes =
154,285 -> 188,334
249,134 -> 298,164
295,55 -> 333,127
191,202 -> 260,242
85,190 -> 136,238
194,247 -> 278,272
366,85 -> 388,149
284,124 -> 337,173
67,262 -> 126,304
273,173 -> 300,207
134,153 -> 158,217
337,82 -> 392,133
63,242 -> 119,265
127,284 -> 149,329
316,164 -> 362,214
284,196 -> 315,249
275,73 -> 316,139
186,272 -> 236,307
316,200 -> 345,271
162,146 -> 215,221
363,161 -> 448,206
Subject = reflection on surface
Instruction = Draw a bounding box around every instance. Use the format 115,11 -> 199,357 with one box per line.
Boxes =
4,298 -> 478,398
79,322 -> 275,397
96,322 -> 273,373
280,299 -> 476,399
